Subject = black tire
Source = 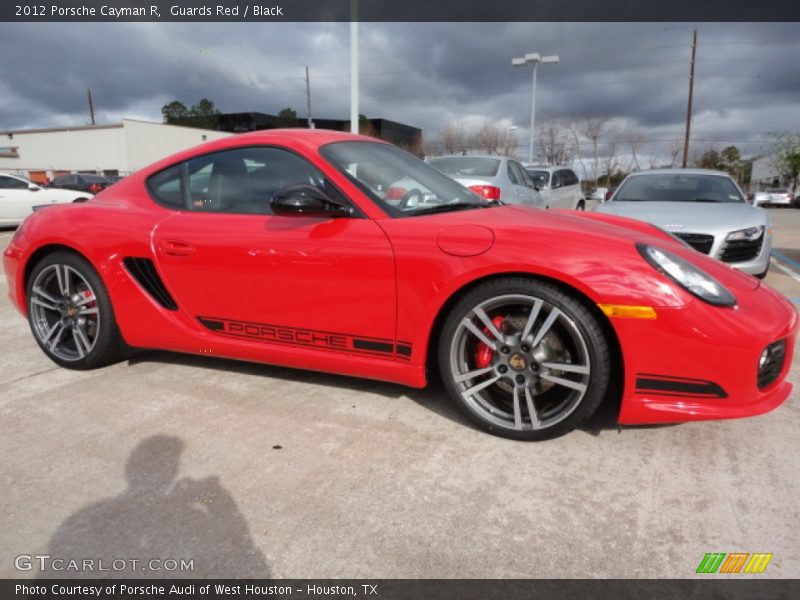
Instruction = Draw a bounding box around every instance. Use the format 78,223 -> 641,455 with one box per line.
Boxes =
26,251 -> 123,370
437,277 -> 611,441
576,200 -> 585,211
755,264 -> 769,279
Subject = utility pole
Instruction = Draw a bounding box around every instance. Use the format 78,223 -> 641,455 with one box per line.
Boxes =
512,53 -> 559,165
87,88 -> 96,125
349,0 -> 359,134
682,29 -> 697,168
305,65 -> 314,129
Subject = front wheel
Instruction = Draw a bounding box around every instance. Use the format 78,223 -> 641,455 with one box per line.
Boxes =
26,251 -> 123,369
438,278 -> 611,440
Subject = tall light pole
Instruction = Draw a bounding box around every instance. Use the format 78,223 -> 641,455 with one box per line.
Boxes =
512,53 -> 559,165
350,0 -> 359,134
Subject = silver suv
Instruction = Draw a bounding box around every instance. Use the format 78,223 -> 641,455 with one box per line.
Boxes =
524,165 -> 585,210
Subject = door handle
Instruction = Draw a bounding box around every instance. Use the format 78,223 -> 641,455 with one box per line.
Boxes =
158,239 -> 196,256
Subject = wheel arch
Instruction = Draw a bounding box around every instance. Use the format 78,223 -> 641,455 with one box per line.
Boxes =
22,244 -> 96,307
424,271 -> 624,416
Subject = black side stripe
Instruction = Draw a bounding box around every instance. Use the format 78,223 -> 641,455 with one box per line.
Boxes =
635,373 -> 728,399
353,339 -> 394,353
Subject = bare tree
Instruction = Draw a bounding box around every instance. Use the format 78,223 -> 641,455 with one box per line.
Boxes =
667,139 -> 683,168
602,128 -> 622,186
499,128 -> 519,157
537,119 -> 570,165
438,121 -> 470,155
626,129 -> 646,173
579,115 -> 609,185
769,132 -> 800,195
565,119 -> 589,181
475,120 -> 503,155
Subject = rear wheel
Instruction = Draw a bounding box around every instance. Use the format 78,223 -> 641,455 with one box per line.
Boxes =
26,251 -> 123,369
576,200 -> 585,211
438,278 -> 611,440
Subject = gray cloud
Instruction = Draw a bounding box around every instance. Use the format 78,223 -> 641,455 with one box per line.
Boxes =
1,21 -> 799,159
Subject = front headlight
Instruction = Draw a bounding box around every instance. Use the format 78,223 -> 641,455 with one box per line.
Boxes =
637,243 -> 736,307
726,225 -> 764,242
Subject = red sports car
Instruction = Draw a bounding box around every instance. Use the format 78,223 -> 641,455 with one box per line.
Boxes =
3,130 -> 796,440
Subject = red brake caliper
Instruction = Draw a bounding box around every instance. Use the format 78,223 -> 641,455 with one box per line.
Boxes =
475,315 -> 505,368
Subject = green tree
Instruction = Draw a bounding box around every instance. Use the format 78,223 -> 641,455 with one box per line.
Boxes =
276,107 -> 298,128
696,148 -> 723,170
188,98 -> 221,129
770,133 -> 800,196
161,100 -> 189,125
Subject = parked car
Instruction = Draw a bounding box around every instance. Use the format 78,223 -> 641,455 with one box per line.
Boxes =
427,155 -> 543,206
753,188 -> 794,208
595,169 -> 771,278
50,173 -> 113,195
524,165 -> 585,210
0,172 -> 93,226
4,131 -> 795,441
586,187 -> 608,203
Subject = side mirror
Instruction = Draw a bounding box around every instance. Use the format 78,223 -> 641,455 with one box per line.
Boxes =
271,184 -> 349,218
29,184 -> 41,192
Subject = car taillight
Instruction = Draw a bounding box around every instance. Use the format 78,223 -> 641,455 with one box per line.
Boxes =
88,183 -> 103,194
386,187 -> 407,200
468,185 -> 501,201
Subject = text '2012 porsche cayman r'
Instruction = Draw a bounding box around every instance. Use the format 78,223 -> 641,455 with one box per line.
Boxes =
4,130 -> 797,440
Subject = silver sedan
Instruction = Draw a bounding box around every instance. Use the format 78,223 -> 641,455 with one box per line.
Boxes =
594,169 -> 771,277
427,155 -> 544,207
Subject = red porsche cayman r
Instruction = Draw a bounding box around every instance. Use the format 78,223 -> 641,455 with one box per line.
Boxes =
3,130 -> 796,440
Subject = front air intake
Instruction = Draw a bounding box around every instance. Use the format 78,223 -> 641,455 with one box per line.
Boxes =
123,257 -> 178,311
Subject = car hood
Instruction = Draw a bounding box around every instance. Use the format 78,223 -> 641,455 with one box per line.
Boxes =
595,201 -> 767,233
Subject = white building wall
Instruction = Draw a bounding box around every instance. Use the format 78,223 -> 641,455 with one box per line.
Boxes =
0,119 -> 232,178
0,125 -> 126,175
121,119 -> 231,172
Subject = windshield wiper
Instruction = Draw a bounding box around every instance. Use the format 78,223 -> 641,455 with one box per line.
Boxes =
408,201 -> 490,216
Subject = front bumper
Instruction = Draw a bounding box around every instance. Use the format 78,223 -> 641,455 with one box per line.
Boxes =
615,281 -> 797,424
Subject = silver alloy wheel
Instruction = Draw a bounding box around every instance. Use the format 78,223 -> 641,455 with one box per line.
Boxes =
29,264 -> 100,362
449,293 -> 591,432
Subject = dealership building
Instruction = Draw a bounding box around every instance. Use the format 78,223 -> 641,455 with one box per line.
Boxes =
0,119 -> 231,184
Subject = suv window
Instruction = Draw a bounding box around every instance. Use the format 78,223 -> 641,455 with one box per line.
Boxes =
563,169 -> 579,186
147,146 -> 344,215
0,175 -> 28,190
507,162 -> 521,185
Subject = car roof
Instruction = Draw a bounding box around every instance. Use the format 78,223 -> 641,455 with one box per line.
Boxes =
522,165 -> 572,172
428,155 -> 507,161
625,168 -> 732,177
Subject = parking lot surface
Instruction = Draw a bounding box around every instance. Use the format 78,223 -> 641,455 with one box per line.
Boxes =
1,209 -> 799,579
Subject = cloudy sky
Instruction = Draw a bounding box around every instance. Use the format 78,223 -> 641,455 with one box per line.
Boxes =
1,21 -> 799,162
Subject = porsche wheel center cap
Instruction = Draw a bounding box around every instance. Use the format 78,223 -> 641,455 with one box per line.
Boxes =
509,354 -> 527,371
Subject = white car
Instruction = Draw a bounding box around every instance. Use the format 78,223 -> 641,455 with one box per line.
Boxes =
753,188 -> 794,208
0,173 -> 92,226
524,165 -> 586,210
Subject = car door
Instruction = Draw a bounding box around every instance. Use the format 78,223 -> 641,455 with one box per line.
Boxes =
149,145 -> 399,357
0,175 -> 38,223
508,161 -> 539,206
550,170 -> 568,209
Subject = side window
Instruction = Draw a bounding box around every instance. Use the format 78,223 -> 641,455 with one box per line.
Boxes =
147,164 -> 185,209
147,146 -> 345,216
565,170 -> 579,186
552,171 -> 564,188
0,176 -> 28,190
511,162 -> 534,187
507,162 -> 521,185
187,147 -> 326,214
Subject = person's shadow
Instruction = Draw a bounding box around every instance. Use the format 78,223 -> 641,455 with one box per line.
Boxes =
38,435 -> 269,578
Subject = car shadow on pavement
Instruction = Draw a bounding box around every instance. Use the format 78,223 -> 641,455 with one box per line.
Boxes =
36,434 -> 269,578
129,351 -> 654,439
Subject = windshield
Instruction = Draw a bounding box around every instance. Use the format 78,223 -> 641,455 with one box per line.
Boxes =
526,170 -> 550,187
614,174 -> 745,203
427,157 -> 501,178
320,142 -> 490,217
